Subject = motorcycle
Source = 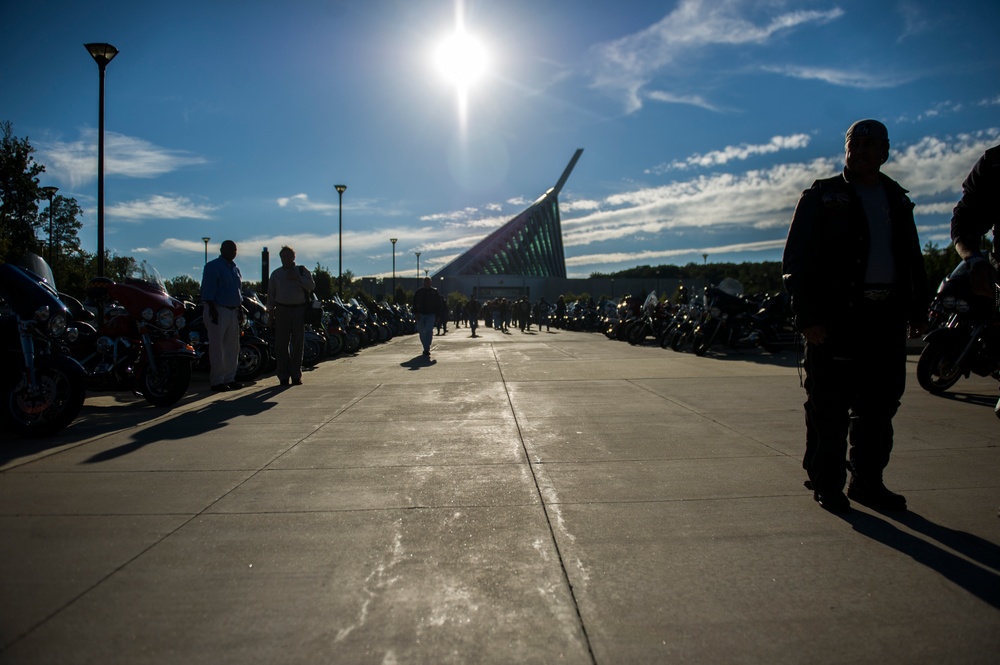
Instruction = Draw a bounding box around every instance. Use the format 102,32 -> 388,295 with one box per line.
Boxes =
0,253 -> 87,437
74,261 -> 196,407
690,278 -> 757,356
917,261 -> 1000,394
748,291 -> 802,354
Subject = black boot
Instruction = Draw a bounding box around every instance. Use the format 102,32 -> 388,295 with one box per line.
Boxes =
847,476 -> 906,510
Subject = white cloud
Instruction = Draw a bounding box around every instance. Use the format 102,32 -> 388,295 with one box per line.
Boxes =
565,239 -> 787,268
589,0 -> 844,112
761,65 -> 915,89
107,194 -> 217,221
38,129 -> 207,189
647,133 -> 812,173
275,193 -> 337,214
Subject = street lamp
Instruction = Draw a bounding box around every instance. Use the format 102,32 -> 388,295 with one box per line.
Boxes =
85,42 -> 119,277
390,238 -> 397,304
415,251 -> 421,280
335,184 -> 346,297
41,186 -> 58,265
202,237 -> 211,265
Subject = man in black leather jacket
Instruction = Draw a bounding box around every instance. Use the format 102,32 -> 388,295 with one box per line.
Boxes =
782,119 -> 928,513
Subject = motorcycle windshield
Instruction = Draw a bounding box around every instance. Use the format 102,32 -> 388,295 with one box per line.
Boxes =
124,260 -> 168,293
717,278 -> 744,298
0,256 -> 70,320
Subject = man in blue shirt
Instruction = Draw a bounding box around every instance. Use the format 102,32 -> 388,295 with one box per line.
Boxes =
201,240 -> 244,391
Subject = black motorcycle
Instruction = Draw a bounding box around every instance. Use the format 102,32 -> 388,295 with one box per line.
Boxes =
917,261 -> 1000,394
0,254 -> 87,437
690,279 -> 757,356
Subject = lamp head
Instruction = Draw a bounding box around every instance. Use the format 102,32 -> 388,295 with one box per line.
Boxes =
334,184 -> 347,194
85,43 -> 119,67
41,186 -> 59,200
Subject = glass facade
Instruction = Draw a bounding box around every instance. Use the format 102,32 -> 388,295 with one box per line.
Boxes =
435,150 -> 582,279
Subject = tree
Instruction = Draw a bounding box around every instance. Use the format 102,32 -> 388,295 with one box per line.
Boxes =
0,120 -> 44,261
48,195 -> 84,255
313,263 -> 334,299
166,274 -> 201,299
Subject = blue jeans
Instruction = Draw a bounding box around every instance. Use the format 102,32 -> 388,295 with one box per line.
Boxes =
417,313 -> 436,352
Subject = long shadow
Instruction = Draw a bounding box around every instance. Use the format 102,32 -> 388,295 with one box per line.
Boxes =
933,391 -> 998,408
840,509 -> 1000,609
400,355 -> 436,371
81,385 -> 284,464
0,386 -> 218,466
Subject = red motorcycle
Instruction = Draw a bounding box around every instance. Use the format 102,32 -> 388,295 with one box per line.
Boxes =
73,261 -> 196,407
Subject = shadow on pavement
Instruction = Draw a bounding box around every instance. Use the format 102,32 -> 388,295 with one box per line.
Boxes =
80,385 -> 285,464
842,509 -> 1000,609
400,355 -> 436,370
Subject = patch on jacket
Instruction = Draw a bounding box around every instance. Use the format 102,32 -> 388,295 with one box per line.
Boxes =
820,191 -> 851,209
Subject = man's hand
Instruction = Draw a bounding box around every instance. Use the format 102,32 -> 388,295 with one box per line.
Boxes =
208,302 -> 219,325
802,325 -> 827,345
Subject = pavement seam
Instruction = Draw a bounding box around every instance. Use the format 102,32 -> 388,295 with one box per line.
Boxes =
491,343 -> 599,665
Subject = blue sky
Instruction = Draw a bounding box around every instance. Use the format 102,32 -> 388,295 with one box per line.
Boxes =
4,0 -> 999,283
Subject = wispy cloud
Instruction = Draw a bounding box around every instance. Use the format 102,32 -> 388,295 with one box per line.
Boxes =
761,65 -> 916,89
107,194 -> 217,222
647,133 -> 811,173
589,0 -> 844,113
38,129 -> 207,189
565,239 -> 787,267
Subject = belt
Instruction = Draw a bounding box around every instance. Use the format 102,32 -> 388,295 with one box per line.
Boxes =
861,286 -> 893,301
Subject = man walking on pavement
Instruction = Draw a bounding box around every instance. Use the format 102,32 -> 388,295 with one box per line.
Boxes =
267,246 -> 315,386
413,277 -> 439,357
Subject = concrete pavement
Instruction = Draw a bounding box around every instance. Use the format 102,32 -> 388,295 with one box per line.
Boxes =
1,325 -> 999,664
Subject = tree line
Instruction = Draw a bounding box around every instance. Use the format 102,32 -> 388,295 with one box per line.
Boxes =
1,120 -> 972,306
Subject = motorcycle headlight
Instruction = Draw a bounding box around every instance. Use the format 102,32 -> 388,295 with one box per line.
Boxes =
34,305 -> 51,322
65,327 -> 79,342
710,306 -> 721,318
942,296 -> 956,310
97,336 -> 115,353
955,300 -> 970,313
176,316 -> 186,330
142,307 -> 154,322
156,308 -> 175,328
48,313 -> 67,338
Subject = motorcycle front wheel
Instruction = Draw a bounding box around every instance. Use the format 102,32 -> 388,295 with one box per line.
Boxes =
140,358 -> 192,407
326,332 -> 346,357
916,341 -> 965,393
2,355 -> 86,438
302,338 -> 324,367
236,342 -> 266,381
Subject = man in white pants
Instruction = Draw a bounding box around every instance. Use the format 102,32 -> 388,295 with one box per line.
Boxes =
200,240 -> 244,392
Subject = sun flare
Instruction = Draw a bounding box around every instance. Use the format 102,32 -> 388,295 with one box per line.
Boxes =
435,31 -> 488,89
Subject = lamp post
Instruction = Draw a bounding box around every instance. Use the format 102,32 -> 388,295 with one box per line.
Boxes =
334,184 -> 346,297
390,238 -> 397,304
415,251 -> 421,281
85,43 -> 119,277
202,237 -> 211,265
41,186 -> 58,265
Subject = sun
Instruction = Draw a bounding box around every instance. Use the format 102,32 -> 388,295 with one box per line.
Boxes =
434,30 -> 488,89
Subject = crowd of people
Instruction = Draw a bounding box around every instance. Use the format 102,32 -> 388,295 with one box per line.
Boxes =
427,294 -> 579,336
